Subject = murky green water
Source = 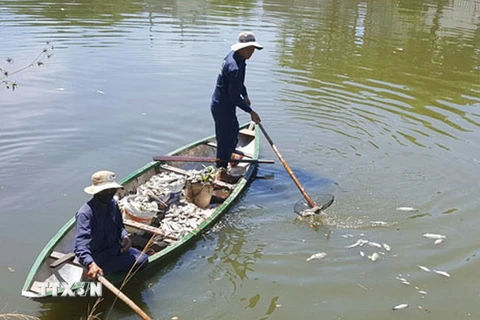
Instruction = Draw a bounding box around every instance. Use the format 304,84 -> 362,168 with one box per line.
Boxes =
1,0 -> 479,319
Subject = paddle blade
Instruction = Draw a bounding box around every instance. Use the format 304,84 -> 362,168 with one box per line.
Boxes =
294,194 -> 334,216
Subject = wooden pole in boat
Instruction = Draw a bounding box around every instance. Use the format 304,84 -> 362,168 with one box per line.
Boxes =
97,275 -> 152,320
258,123 -> 317,209
152,156 -> 274,164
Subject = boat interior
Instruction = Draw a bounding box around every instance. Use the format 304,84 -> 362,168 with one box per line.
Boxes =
24,123 -> 257,298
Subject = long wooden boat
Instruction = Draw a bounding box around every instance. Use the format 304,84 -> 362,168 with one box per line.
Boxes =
21,122 -> 259,300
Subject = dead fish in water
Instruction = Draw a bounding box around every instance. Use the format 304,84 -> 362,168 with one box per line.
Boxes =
359,251 -> 365,257
396,207 -> 418,212
418,265 -> 431,272
434,238 -> 444,245
418,290 -> 427,295
368,241 -> 383,248
383,243 -> 391,251
392,303 -> 409,310
368,252 -> 379,262
306,252 -> 327,262
433,269 -> 451,277
370,220 -> 388,226
345,239 -> 368,248
423,233 -> 446,240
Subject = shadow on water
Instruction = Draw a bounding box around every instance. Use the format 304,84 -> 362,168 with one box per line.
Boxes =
252,164 -> 339,197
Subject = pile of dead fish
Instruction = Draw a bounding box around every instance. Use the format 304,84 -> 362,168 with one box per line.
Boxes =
119,170 -> 215,243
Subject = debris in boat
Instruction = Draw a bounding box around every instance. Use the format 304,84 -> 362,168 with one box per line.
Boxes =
423,233 -> 446,240
396,207 -> 418,212
433,269 -> 451,277
118,169 -> 219,243
417,265 -> 431,272
306,252 -> 327,261
392,303 -> 409,310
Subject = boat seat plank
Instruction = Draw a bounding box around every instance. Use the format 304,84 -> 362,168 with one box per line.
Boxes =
123,219 -> 177,240
239,128 -> 256,137
49,252 -> 78,268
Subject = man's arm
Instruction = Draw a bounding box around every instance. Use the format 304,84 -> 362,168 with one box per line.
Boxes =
74,211 -> 94,267
228,70 -> 252,113
114,203 -> 131,253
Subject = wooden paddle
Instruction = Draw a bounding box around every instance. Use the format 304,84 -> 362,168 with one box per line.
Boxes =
97,275 -> 152,320
258,123 -> 318,209
152,156 -> 274,164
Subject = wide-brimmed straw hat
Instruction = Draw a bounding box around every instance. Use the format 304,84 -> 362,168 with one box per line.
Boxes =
231,31 -> 263,51
84,170 -> 123,195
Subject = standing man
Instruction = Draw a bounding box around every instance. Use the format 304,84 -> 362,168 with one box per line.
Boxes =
210,31 -> 263,183
74,170 -> 149,279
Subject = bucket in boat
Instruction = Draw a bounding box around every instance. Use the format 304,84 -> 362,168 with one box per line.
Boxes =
121,195 -> 157,225
124,208 -> 156,224
184,180 -> 214,209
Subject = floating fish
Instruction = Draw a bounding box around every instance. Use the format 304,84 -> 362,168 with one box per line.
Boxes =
418,265 -> 431,272
401,280 -> 410,285
368,252 -> 379,262
434,238 -> 444,245
345,239 -> 368,248
370,221 -> 388,226
359,251 -> 365,257
383,243 -> 391,251
396,207 -> 418,212
433,270 -> 451,277
306,252 -> 327,262
392,303 -> 409,310
368,241 -> 383,248
418,290 -> 427,295
423,233 -> 446,240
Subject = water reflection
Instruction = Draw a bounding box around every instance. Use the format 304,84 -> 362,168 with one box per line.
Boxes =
270,0 -> 480,148
207,217 -> 265,284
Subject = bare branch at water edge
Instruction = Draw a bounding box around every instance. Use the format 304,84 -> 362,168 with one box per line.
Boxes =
0,42 -> 54,91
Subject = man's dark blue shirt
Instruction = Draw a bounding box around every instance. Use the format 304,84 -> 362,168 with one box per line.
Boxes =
74,197 -> 128,267
210,50 -> 252,118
